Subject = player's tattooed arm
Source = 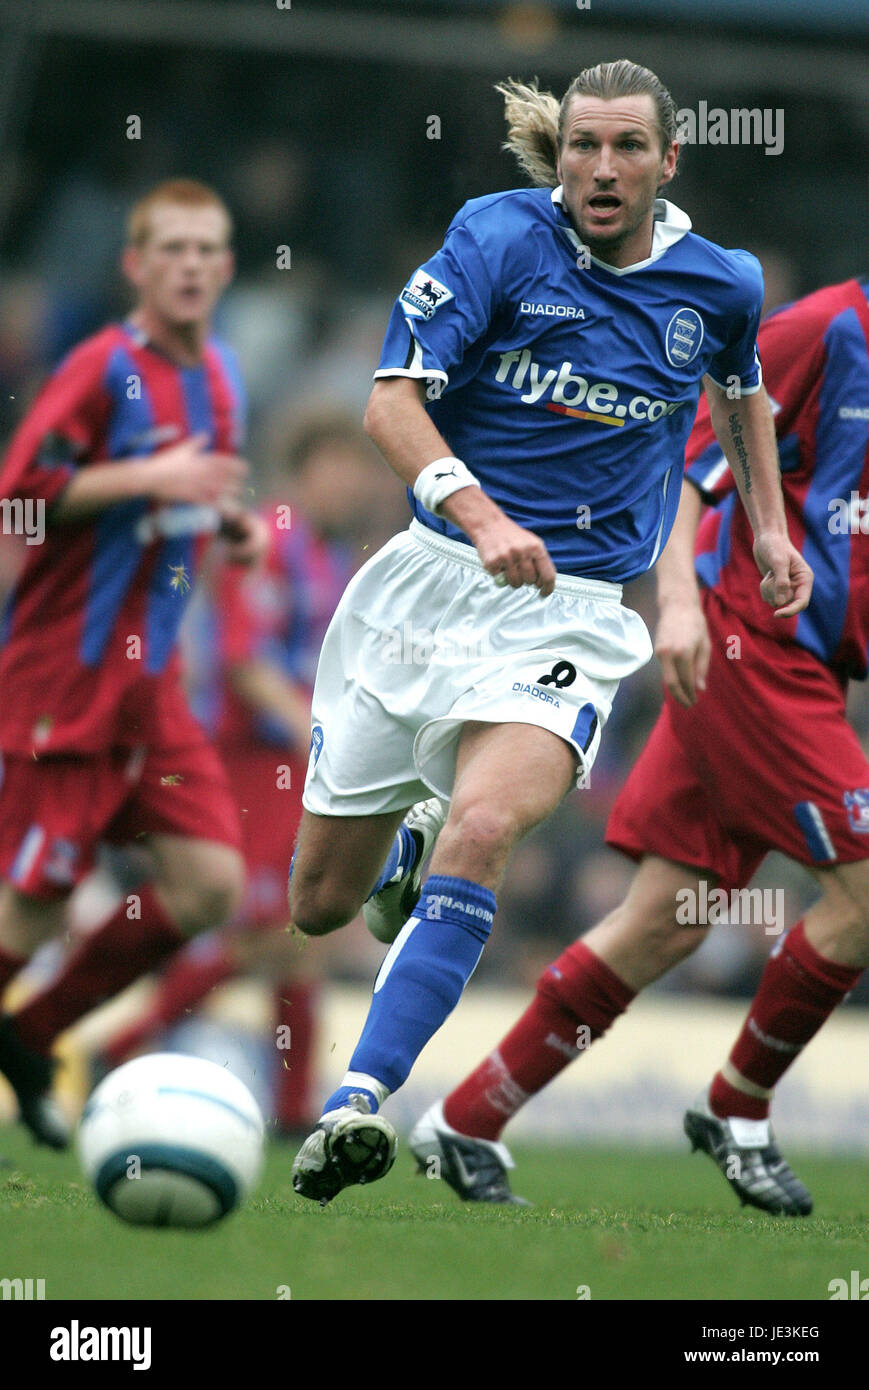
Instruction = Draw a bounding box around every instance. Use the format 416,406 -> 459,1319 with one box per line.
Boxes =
727,412 -> 751,495
704,377 -> 812,618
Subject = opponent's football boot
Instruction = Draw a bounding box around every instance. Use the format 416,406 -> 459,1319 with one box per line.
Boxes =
409,1100 -> 530,1206
0,1014 -> 70,1149
684,1092 -> 812,1215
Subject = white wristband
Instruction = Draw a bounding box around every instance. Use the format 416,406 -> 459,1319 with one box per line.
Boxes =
413,456 -> 480,516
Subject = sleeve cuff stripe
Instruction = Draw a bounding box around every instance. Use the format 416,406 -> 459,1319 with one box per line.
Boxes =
372,368 -> 449,385
705,372 -> 764,396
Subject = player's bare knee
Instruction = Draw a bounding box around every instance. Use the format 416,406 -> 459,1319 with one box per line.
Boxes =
447,801 -> 521,854
662,924 -> 708,966
0,884 -> 66,956
643,897 -> 708,963
160,853 -> 245,934
608,885 -> 676,942
436,803 -> 519,878
824,895 -> 869,954
816,865 -> 869,947
841,898 -> 869,938
185,882 -> 242,934
289,882 -> 358,937
291,906 -> 353,937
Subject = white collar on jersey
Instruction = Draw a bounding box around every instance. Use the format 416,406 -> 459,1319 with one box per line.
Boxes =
551,186 -> 692,275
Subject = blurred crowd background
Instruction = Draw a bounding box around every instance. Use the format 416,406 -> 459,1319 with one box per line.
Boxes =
2,0 -> 869,1005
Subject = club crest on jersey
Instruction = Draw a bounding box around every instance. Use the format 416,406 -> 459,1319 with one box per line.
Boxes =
844,789 -> 869,834
665,308 -> 704,368
400,271 -> 454,322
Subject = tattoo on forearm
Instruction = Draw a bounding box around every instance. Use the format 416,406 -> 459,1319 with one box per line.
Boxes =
728,412 -> 752,494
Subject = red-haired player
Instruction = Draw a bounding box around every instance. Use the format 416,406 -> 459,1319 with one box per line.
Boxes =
97,414 -> 388,1133
0,180 -> 266,1144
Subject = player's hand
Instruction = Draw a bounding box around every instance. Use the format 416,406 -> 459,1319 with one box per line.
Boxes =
752,533 -> 813,618
218,503 -> 269,566
147,433 -> 248,506
475,516 -> 557,597
439,486 -> 556,596
655,597 -> 711,708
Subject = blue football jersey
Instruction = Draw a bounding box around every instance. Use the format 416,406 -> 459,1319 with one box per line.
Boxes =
375,186 -> 763,582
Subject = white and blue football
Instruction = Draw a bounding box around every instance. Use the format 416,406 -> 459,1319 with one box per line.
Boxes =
77,1053 -> 265,1228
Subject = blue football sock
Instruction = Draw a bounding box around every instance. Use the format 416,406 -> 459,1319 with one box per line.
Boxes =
365,823 -> 419,899
323,875 -> 495,1106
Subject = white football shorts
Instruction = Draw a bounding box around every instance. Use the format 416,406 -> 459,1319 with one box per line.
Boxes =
302,520 -> 653,816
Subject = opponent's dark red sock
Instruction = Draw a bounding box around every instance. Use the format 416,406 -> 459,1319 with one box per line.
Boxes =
709,920 -> 863,1121
273,980 -> 318,1129
0,944 -> 27,999
444,939 -> 635,1141
13,886 -> 185,1054
707,1073 -> 770,1121
103,937 -> 237,1067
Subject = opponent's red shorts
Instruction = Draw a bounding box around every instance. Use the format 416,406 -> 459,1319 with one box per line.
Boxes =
607,589 -> 869,891
219,742 -> 307,930
0,682 -> 242,901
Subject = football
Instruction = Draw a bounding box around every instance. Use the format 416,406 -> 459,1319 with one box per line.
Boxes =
76,1053 -> 265,1228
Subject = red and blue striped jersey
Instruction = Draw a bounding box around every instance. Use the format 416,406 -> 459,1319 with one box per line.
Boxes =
0,320 -> 245,755
686,278 -> 869,680
183,508 -> 354,750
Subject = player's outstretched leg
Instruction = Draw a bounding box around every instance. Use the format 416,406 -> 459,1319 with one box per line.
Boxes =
0,839 -> 243,1147
291,867 -> 495,1203
0,885 -> 189,1147
293,722 -> 577,1205
409,857 -> 712,1204
685,866 -> 869,1215
288,806 -> 411,1201
101,931 -> 238,1069
0,886 -> 72,1147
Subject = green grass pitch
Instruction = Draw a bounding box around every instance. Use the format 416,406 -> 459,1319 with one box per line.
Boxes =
1,1128 -> 866,1301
